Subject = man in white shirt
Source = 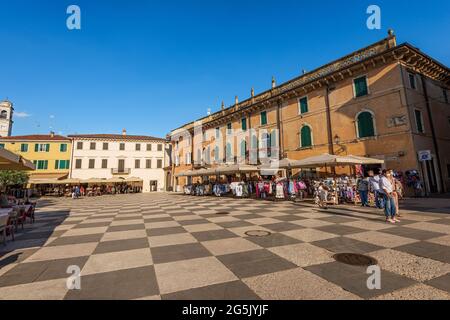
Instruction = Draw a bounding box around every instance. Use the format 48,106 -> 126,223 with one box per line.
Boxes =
368,169 -> 384,209
379,169 -> 398,223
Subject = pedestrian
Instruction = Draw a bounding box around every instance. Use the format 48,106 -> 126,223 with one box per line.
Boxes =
357,175 -> 369,207
379,169 -> 400,224
389,170 -> 403,217
318,182 -> 329,209
368,169 -> 384,209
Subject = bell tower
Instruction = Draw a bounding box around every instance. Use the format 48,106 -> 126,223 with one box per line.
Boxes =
0,100 -> 14,137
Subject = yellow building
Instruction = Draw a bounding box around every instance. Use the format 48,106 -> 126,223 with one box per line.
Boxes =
0,133 -> 72,182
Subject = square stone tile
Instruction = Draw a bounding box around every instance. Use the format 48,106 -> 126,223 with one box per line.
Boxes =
345,231 -> 419,249
217,249 -> 297,278
282,228 -> 339,243
341,220 -> 395,231
144,221 -> 181,229
395,242 -> 450,263
243,268 -> 359,300
192,229 -> 237,242
183,223 -> 224,233
61,226 -> 109,237
260,222 -> 304,232
162,280 -> 260,300
372,283 -> 450,300
154,257 -> 238,295
316,224 -> 367,236
312,237 -> 383,254
202,237 -> 262,256
370,249 -> 450,282
0,278 -> 69,300
216,220 -> 254,229
319,216 -> 359,224
151,243 -> 211,264
291,219 -> 335,228
426,235 -> 450,247
148,233 -> 198,248
46,234 -> 103,247
269,243 -> 335,267
246,233 -> 301,248
379,227 -> 446,241
146,227 -> 187,237
274,215 -> 308,222
101,229 -> 148,242
107,224 -> 145,232
228,226 -> 272,238
24,243 -> 98,262
65,266 -> 159,300
246,218 -> 281,226
426,274 -> 450,293
109,219 -> 143,226
405,222 -> 450,235
93,237 -> 150,254
178,219 -> 210,226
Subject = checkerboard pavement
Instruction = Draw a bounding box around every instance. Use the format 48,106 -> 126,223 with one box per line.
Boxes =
1,194 -> 450,300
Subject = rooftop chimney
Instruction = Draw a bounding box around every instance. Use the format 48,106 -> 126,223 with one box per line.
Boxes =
122,128 -> 127,136
50,131 -> 55,138
272,76 -> 276,89
251,87 -> 255,98
221,101 -> 225,111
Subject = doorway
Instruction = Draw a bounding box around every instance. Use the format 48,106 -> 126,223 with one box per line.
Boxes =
150,180 -> 158,192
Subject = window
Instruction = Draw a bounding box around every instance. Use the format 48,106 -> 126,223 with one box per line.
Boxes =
357,111 -> 376,138
103,143 -> 109,150
215,127 -> 220,138
0,110 -> 7,119
260,111 -> 267,125
77,142 -> 83,150
409,73 -> 417,90
240,140 -> 247,157
60,144 -> 67,152
101,159 -> 108,169
135,159 -> 140,169
35,143 -> 50,152
146,159 -> 152,169
75,159 -> 82,169
299,97 -> 308,114
226,143 -> 232,162
90,142 -> 96,150
157,159 -> 162,168
0,144 -> 4,149
146,144 -> 152,151
119,143 -> 125,151
55,160 -> 70,170
227,123 -> 232,135
300,126 -> 312,148
214,146 -> 220,162
241,118 -> 247,131
415,109 -> 425,133
157,144 -> 163,151
444,88 -> 448,104
88,159 -> 95,169
185,152 -> 191,165
34,160 -> 48,170
20,144 -> 28,152
136,144 -> 141,151
354,76 -> 368,97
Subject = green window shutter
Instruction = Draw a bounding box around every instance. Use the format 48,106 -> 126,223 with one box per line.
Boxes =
415,110 -> 424,133
261,112 -> 267,125
354,77 -> 368,97
46,144 -> 50,152
241,140 -> 246,157
66,160 -> 70,169
357,112 -> 375,138
44,160 -> 48,170
241,118 -> 247,131
35,144 -> 39,152
299,97 -> 308,114
301,126 -> 312,147
55,160 -> 59,169
60,144 -> 67,152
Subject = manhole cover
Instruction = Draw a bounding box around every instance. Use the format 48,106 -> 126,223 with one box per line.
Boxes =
216,212 -> 230,215
333,253 -> 378,266
245,230 -> 272,237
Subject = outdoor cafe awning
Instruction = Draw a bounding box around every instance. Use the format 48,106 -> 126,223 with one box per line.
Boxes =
289,154 -> 384,168
0,148 -> 35,171
28,173 -> 68,185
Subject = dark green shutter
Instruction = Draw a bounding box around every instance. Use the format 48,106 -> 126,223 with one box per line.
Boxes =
415,110 -> 424,133
301,126 -> 312,147
357,112 -> 375,138
46,144 -> 50,152
354,77 -> 368,97
55,160 -> 59,169
241,140 -> 246,157
299,97 -> 308,114
241,118 -> 247,131
35,144 -> 39,152
261,112 -> 267,125
66,160 -> 70,169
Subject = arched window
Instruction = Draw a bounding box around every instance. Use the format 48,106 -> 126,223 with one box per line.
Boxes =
240,140 -> 247,157
300,125 -> 312,148
214,146 -> 220,163
0,110 -> 7,119
226,143 -> 232,162
357,111 -> 375,138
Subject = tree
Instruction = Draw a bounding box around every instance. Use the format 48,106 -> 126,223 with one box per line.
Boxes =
0,170 -> 29,191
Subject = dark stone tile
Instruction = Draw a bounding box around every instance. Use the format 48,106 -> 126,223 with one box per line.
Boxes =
47,234 -> 104,246
192,229 -> 237,242
0,248 -> 40,268
319,216 -> 359,224
426,274 -> 450,293
167,211 -> 193,217
73,221 -> 111,229
94,238 -> 150,254
428,219 -> 450,226
107,224 -> 145,232
151,243 -> 211,264
395,242 -> 450,263
15,230 -> 65,241
217,221 -> 254,229
143,217 -> 173,223
64,266 -> 159,300
379,227 -> 446,241
312,237 -> 383,254
86,214 -> 116,220
217,249 -> 297,278
0,256 -> 89,287
316,225 -> 367,236
111,216 -> 142,221
237,214 -> 264,220
162,280 -> 260,300
306,261 -> 417,299
178,219 -> 210,226
274,215 -> 308,222
246,233 -> 301,248
260,222 -> 304,232
147,227 -> 187,237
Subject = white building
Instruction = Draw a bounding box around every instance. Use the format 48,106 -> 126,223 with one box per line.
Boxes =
0,100 -> 14,137
69,130 -> 169,192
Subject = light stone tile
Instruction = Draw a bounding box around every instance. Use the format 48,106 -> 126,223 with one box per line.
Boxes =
183,223 -> 224,233
172,215 -> 202,221
341,220 -> 395,231
202,237 -> 261,256
229,226 -> 272,237
61,226 -> 109,237
246,218 -> 281,226
144,221 -> 180,229
110,219 -> 143,226
373,283 -> 450,300
243,268 -> 360,300
82,248 -> 153,275
101,229 -> 147,242
148,233 -> 198,248
154,257 -> 238,294
282,228 -> 339,243
370,249 -> 450,282
269,243 -> 335,267
406,222 -> 450,235
345,231 -> 419,248
295,212 -> 334,219
24,243 -> 98,262
207,216 -> 240,223
0,279 -> 68,300
426,234 -> 450,247
291,219 -> 334,228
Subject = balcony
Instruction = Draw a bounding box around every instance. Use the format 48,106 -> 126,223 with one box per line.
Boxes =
111,168 -> 131,175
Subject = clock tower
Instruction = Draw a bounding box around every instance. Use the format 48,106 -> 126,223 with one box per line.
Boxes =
0,100 -> 13,137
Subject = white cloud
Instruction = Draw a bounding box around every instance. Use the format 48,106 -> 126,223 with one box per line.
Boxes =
15,111 -> 31,118
49,115 -> 55,119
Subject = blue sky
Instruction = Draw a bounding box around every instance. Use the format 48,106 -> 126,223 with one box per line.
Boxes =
1,0 -> 449,138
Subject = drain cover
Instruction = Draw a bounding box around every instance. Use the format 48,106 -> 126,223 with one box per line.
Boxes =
245,230 -> 272,237
333,253 -> 378,266
216,212 -> 230,215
